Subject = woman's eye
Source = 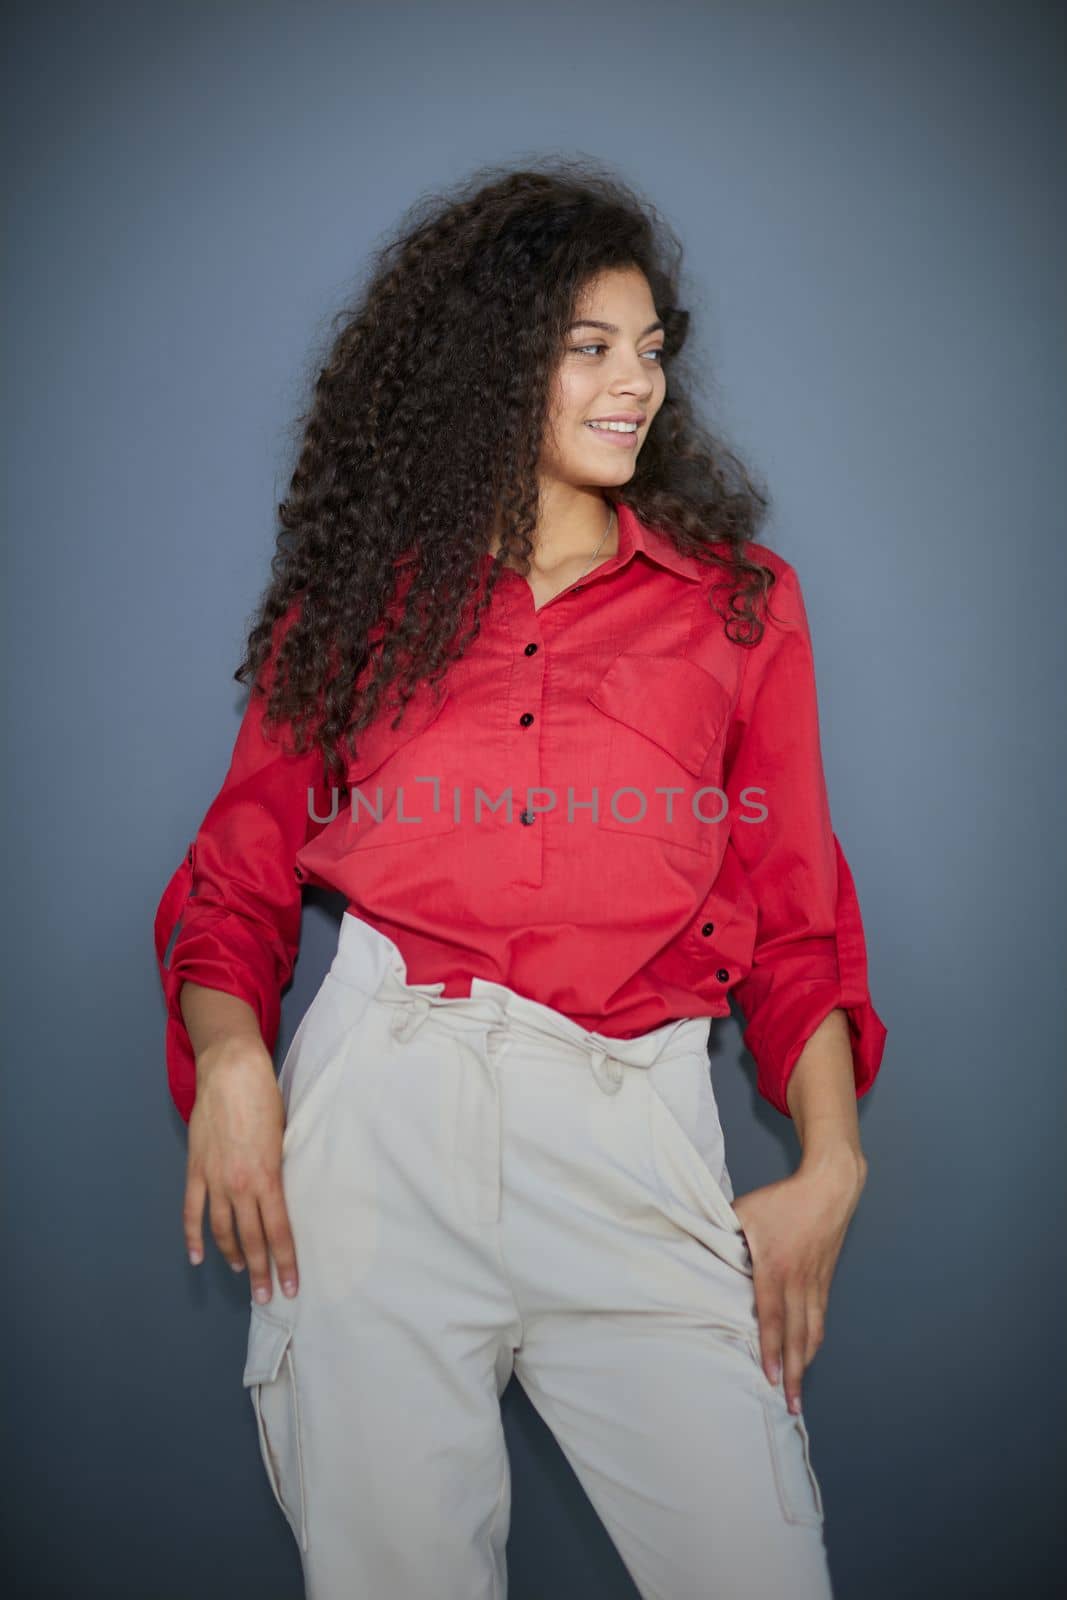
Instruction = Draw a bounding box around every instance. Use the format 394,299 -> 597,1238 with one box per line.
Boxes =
571,344 -> 665,363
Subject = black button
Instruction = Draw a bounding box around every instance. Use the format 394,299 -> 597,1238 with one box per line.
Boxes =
700,922 -> 715,937
294,865 -> 305,881
520,810 -> 536,825
187,846 -> 194,865
524,642 -> 538,655
519,712 -> 534,726
715,967 -> 730,983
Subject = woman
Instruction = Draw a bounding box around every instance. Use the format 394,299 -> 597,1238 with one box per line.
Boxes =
154,159 -> 887,1599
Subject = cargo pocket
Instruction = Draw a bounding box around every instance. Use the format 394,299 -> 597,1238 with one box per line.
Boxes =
742,1332 -> 826,1528
242,1303 -> 309,1552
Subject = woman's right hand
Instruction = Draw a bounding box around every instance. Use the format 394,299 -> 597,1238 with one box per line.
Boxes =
183,1026 -> 300,1305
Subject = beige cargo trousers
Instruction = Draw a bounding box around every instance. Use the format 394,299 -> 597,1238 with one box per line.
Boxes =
241,912 -> 833,1599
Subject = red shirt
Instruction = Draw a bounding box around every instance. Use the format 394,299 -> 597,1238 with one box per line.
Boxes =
154,502 -> 887,1124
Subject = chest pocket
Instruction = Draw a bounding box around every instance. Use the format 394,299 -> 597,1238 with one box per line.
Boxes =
340,685 -> 458,848
586,654 -> 732,855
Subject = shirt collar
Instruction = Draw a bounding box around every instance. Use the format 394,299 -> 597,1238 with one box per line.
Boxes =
456,499 -> 703,585
614,500 -> 702,584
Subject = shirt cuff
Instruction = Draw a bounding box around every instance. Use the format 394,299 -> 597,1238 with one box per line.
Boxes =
156,860 -> 284,1124
736,836 -> 888,1118
741,978 -> 887,1118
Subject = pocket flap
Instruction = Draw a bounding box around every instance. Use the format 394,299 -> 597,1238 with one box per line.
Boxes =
587,655 -> 731,776
242,1304 -> 294,1387
345,685 -> 451,783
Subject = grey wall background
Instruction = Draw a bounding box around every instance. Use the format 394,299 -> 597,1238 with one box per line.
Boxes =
4,1 -> 1064,1594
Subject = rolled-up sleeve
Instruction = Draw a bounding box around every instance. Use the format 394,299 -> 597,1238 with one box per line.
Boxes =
153,599 -> 336,1124
723,559 -> 888,1118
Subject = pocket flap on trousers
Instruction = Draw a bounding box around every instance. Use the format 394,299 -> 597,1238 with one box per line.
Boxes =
242,1304 -> 294,1387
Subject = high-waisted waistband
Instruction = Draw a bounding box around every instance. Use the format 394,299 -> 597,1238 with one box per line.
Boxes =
328,911 -> 710,1096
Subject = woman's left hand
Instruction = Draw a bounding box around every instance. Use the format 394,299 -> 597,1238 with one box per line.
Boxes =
730,1146 -> 868,1415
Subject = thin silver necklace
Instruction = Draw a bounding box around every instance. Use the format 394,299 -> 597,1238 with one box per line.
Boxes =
493,503 -> 615,581
574,503 -> 616,584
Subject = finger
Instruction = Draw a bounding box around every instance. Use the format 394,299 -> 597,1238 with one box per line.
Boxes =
258,1170 -> 300,1298
805,1285 -> 827,1366
232,1194 -> 272,1302
183,1167 -> 207,1265
208,1187 -> 245,1274
782,1280 -> 809,1414
754,1278 -> 786,1390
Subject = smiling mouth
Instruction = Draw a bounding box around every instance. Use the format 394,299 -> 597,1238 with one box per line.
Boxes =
585,420 -> 640,446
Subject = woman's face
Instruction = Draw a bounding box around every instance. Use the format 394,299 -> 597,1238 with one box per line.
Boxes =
541,266 -> 667,491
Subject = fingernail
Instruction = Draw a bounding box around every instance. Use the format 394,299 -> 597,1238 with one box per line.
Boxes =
188,1248 -> 202,1265
768,1359 -> 782,1385
789,1394 -> 802,1415
253,1285 -> 270,1303
282,1278 -> 298,1297
230,1261 -> 244,1273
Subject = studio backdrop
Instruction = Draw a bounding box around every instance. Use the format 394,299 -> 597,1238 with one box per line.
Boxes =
3,2 -> 1064,1597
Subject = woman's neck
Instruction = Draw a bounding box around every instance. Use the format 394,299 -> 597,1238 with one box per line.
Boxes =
487,492 -> 616,573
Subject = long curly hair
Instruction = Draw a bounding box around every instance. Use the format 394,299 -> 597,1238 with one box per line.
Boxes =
235,156 -> 775,784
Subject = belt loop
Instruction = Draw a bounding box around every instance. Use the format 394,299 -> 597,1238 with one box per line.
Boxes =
485,1021 -> 511,1059
588,1043 -> 624,1095
389,992 -> 434,1044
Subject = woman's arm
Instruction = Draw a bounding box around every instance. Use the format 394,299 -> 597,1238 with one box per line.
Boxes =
731,1002 -> 872,1417
155,595 -> 335,1303
155,595 -> 335,1124
721,555 -> 887,1119
786,1005 -> 869,1181
179,982 -> 264,1063
717,555 -> 886,1411
179,981 -> 299,1304
732,1004 -> 870,1420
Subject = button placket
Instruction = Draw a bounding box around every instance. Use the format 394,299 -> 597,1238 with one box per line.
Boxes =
502,603 -> 546,883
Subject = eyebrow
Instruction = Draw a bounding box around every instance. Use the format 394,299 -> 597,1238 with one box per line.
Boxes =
567,319 -> 665,337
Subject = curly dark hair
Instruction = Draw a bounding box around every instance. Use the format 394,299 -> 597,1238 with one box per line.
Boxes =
234,156 -> 776,785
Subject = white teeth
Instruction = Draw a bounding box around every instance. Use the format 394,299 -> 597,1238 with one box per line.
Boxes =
587,420 -> 638,433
